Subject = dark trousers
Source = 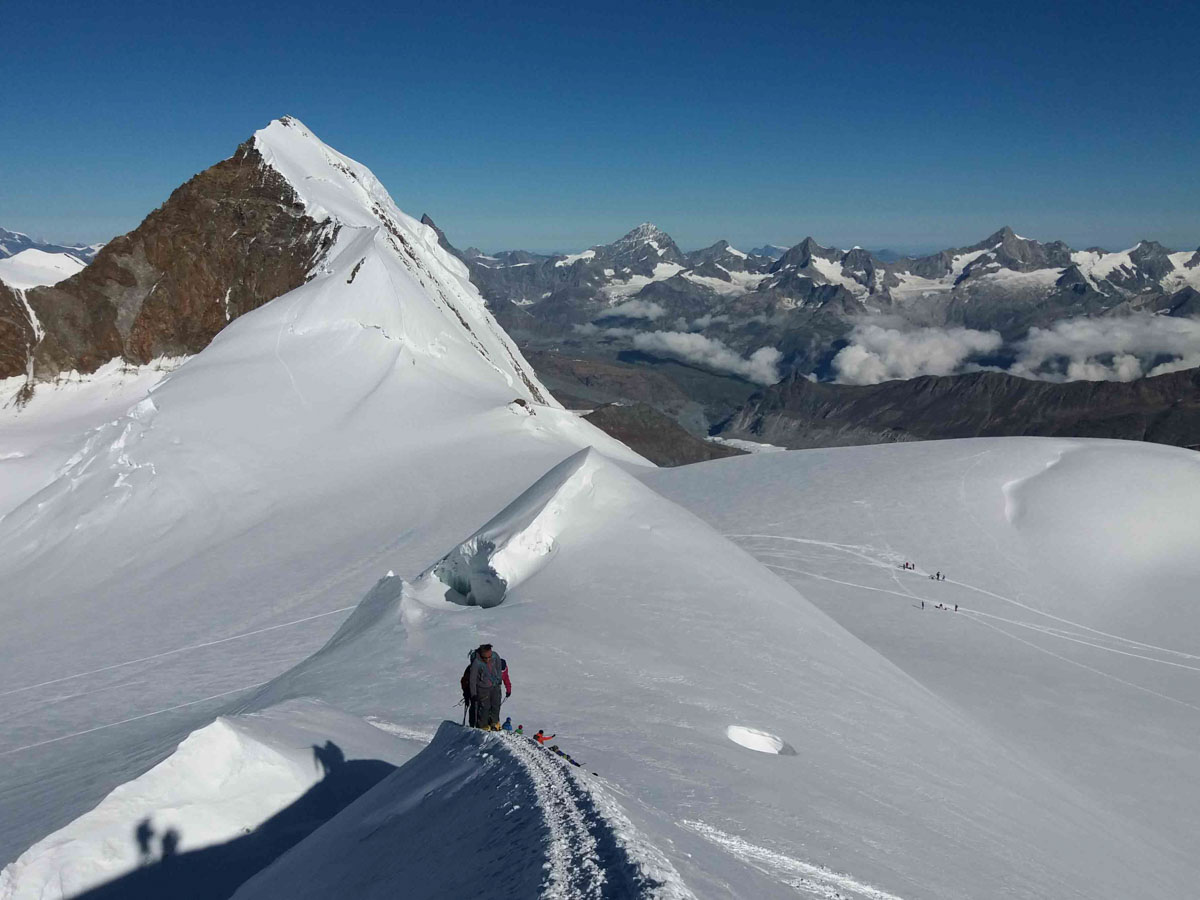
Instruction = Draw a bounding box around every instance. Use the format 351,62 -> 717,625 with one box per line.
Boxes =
475,686 -> 502,728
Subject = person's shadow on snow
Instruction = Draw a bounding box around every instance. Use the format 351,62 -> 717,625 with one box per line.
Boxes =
160,828 -> 180,860
311,740 -> 345,777
73,741 -> 394,900
134,818 -> 155,864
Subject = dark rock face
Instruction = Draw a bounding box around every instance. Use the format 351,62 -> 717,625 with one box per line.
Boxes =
720,368 -> 1200,451
582,403 -> 746,466
7,140 -> 334,384
1163,287 -> 1200,317
523,349 -> 758,434
0,281 -> 38,385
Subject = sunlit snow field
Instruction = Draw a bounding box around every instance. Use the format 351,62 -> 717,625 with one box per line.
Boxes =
2,117 -> 1198,900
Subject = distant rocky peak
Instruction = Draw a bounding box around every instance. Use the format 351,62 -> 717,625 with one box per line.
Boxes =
773,236 -> 842,271
600,222 -> 685,268
1125,240 -> 1177,281
751,244 -> 789,260
619,222 -> 669,242
962,227 -> 1071,272
418,213 -> 461,258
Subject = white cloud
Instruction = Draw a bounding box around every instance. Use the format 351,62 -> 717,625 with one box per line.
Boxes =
631,331 -> 783,384
595,299 -> 665,321
671,313 -> 729,332
832,324 -> 1002,385
1011,316 -> 1200,382
572,323 -> 637,338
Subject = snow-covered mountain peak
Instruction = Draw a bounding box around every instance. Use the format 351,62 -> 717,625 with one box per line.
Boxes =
249,117 -> 551,405
253,118 -> 444,260
621,222 -> 669,242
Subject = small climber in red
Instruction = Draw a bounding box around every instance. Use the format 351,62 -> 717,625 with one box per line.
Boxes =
534,730 -> 556,745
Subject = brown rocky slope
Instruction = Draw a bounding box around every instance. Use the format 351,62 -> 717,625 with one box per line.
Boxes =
2,139 -> 336,389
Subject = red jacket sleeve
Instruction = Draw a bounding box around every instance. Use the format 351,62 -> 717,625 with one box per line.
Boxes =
502,666 -> 512,692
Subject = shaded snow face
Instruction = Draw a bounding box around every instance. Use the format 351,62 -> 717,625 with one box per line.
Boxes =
426,449 -> 605,608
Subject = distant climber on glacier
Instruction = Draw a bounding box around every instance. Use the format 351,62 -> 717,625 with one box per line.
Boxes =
502,717 -> 513,731
469,644 -> 510,729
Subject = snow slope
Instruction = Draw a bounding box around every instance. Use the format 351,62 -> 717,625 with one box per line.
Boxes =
647,438 -> 1200,887
16,446 -> 1184,898
0,359 -> 184,518
0,248 -> 87,289
0,118 -> 645,870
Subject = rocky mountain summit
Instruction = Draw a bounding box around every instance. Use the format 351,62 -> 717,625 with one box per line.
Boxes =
0,132 -> 336,390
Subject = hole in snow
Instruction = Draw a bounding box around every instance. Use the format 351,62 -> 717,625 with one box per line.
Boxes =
433,537 -> 508,608
726,725 -> 795,755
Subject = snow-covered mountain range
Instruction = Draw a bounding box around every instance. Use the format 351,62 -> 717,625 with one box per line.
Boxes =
2,118 -> 1199,899
441,222 -> 1200,376
0,229 -> 104,265
416,219 -> 1200,447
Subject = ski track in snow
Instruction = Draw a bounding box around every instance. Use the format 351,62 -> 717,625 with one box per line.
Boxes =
732,533 -> 1200,662
681,820 -> 906,900
498,733 -> 692,900
0,605 -> 356,698
0,681 -> 269,757
733,534 -> 1200,711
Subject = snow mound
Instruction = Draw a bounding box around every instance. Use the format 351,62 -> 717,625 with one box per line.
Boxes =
234,723 -> 692,900
423,448 -> 618,607
0,248 -> 86,289
0,700 -> 420,900
725,725 -> 795,755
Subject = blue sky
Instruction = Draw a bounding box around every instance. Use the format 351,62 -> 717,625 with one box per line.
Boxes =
2,0 -> 1197,253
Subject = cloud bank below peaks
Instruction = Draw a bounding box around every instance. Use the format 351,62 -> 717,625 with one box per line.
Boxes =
1010,316 -> 1200,382
832,324 -> 1002,385
832,315 -> 1200,384
632,331 -> 783,384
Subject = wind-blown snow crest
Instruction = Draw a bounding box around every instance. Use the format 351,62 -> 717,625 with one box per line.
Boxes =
422,449 -> 619,608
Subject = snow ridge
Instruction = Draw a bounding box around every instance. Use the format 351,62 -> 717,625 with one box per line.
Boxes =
252,116 -> 553,406
500,732 -> 693,900
231,723 -> 690,900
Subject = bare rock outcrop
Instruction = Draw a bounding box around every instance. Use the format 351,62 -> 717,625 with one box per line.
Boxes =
4,139 -> 335,386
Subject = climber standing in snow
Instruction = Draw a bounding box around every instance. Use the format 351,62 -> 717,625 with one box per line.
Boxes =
469,644 -> 510,730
